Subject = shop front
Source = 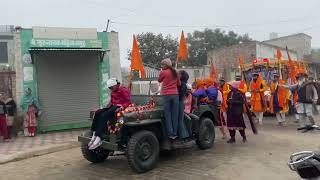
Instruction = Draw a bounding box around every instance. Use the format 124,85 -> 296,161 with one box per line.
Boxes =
17,27 -> 111,132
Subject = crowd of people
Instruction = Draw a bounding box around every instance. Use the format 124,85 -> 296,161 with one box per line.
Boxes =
2,58 -> 319,147
88,58 -> 320,149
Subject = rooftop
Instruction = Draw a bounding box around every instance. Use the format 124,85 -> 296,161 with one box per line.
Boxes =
263,33 -> 312,42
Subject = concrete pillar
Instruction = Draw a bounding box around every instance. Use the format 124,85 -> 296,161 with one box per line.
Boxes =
14,30 -> 23,114
108,31 -> 122,83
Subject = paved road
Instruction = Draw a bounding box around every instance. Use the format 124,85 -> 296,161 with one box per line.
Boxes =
0,119 -> 319,180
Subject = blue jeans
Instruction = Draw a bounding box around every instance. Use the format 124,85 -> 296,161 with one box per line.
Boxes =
163,95 -> 179,137
178,100 -> 190,139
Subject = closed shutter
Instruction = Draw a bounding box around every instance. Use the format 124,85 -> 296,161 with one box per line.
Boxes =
36,51 -> 99,126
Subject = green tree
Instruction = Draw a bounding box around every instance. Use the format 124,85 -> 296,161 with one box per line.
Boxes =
128,29 -> 251,68
186,28 -> 251,66
127,32 -> 178,68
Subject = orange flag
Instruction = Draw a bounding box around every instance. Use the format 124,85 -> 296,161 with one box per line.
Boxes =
286,46 -> 296,84
176,31 -> 188,65
239,54 -> 244,67
276,48 -> 282,63
210,63 -> 216,81
130,34 -> 146,79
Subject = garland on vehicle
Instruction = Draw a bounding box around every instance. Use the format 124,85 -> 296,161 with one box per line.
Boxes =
107,97 -> 156,134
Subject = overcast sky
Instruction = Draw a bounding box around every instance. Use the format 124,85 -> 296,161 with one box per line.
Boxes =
1,0 -> 320,67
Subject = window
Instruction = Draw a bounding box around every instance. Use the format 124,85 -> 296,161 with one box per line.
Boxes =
0,42 -> 8,64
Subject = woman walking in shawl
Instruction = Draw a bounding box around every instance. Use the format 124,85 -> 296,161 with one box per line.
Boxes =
226,81 -> 256,143
21,88 -> 40,137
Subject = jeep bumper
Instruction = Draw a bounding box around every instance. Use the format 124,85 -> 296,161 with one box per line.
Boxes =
78,136 -> 118,151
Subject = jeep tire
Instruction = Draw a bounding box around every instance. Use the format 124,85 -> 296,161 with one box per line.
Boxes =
81,131 -> 110,163
127,131 -> 159,173
196,118 -> 215,150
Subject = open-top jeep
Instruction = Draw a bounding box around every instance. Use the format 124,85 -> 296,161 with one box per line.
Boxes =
78,76 -> 220,173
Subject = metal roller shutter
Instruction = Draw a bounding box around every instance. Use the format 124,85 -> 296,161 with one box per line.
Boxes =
35,51 -> 99,127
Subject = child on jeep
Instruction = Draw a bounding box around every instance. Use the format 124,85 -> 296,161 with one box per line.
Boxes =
88,78 -> 131,150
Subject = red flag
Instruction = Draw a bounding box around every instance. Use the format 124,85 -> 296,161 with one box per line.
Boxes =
210,63 -> 216,81
130,34 -> 146,79
176,31 -> 188,65
276,48 -> 282,62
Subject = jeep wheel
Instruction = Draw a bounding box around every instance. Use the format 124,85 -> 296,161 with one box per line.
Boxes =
127,131 -> 159,173
81,131 -> 109,163
196,118 -> 215,150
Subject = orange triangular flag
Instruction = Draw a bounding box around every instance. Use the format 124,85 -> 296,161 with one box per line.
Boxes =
239,53 -> 244,71
176,31 -> 188,64
130,34 -> 146,79
286,46 -> 296,84
276,48 -> 282,62
210,63 -> 216,81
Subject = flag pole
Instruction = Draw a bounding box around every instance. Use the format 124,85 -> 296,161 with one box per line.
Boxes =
278,61 -> 282,79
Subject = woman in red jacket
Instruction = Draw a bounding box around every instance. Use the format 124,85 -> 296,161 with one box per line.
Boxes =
158,58 -> 180,139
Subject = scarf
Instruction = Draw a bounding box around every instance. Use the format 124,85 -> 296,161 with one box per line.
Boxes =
21,89 -> 39,113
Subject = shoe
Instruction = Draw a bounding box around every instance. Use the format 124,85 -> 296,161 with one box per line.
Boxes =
278,122 -> 283,126
169,136 -> 178,140
89,137 -> 102,150
227,138 -> 235,143
88,135 -> 97,147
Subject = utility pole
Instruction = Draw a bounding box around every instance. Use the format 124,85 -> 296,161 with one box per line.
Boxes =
106,19 -> 110,32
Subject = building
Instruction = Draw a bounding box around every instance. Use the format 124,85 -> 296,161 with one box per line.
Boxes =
0,25 -> 15,67
207,41 -> 298,81
177,66 -> 211,83
0,25 -> 16,98
263,33 -> 312,59
14,26 -> 121,132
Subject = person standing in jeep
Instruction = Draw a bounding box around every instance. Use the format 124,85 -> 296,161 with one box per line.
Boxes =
158,58 -> 180,140
281,71 -> 318,129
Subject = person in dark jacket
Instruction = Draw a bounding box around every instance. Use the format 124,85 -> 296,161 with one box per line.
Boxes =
5,94 -> 16,137
226,81 -> 248,143
281,71 -> 318,129
177,70 -> 190,139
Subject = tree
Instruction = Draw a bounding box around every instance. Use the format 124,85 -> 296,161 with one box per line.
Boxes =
127,32 -> 178,68
186,28 -> 251,66
128,29 -> 251,68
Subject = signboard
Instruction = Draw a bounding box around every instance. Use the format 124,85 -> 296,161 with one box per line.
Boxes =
244,65 -> 278,84
30,39 -> 102,48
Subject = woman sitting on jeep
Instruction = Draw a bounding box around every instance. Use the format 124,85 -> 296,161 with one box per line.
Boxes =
88,78 -> 131,150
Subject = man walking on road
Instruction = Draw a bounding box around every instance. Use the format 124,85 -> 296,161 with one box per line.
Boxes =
269,74 -> 289,126
281,71 -> 318,129
249,73 -> 267,125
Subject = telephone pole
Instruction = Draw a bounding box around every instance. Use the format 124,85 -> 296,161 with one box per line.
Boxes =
106,19 -> 110,32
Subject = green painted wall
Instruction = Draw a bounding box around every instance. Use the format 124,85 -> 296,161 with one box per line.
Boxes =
20,29 -> 39,102
97,31 -> 111,107
19,29 -> 110,132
